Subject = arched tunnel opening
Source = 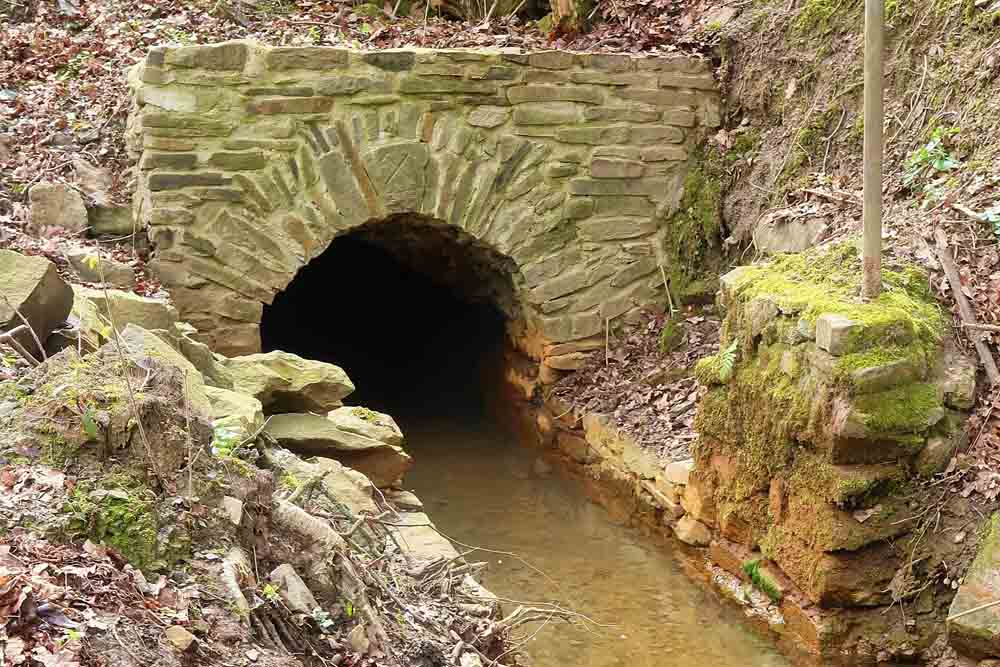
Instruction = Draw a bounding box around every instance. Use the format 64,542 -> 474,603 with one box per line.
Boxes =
260,214 -> 517,424
257,216 -> 788,666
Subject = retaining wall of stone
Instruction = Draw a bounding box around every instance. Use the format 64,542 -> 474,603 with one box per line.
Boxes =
127,41 -> 720,357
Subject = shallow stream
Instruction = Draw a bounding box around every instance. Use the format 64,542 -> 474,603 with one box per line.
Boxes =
399,407 -> 791,667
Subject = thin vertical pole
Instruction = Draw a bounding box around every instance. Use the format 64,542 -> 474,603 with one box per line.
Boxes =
862,0 -> 884,299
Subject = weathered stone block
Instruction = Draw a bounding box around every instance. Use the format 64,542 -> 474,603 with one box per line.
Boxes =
527,51 -> 575,69
266,47 -> 348,70
247,97 -> 333,115
949,514 -> 1000,658
815,313 -> 859,356
590,158 -> 644,179
207,151 -> 267,170
584,106 -> 661,123
674,515 -> 711,546
664,459 -> 694,485
577,217 -> 657,241
582,53 -> 634,71
546,162 -> 577,178
507,84 -> 603,105
28,182 -> 88,234
399,77 -> 496,95
140,152 -> 198,171
363,51 -> 415,71
142,111 -> 235,134
148,172 -> 231,191
140,85 -> 220,113
564,197 -> 594,220
512,102 -> 579,125
570,72 -> 655,86
640,145 -> 688,162
467,106 -> 510,128
616,87 -> 697,107
65,248 -> 135,289
556,126 -> 629,145
0,251 -> 73,356
264,413 -> 412,487
569,178 -> 669,196
164,42 -> 248,70
630,125 -> 684,143
681,469 -> 716,526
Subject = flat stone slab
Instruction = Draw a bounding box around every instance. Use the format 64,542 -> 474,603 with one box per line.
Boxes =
222,351 -> 354,413
264,413 -> 412,487
326,406 -> 403,446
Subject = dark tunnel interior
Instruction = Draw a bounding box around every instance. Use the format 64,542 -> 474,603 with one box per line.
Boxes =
259,227 -> 509,422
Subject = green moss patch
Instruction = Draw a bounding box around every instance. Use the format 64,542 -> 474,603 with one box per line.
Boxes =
66,472 -> 160,571
727,241 -> 945,356
664,145 -> 726,302
853,382 -> 943,434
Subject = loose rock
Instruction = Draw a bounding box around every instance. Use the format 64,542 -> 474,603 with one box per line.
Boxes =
326,405 -> 404,446
65,248 -> 136,289
222,350 -> 355,413
264,413 -> 412,487
674,515 -> 711,547
27,182 -> 89,234
0,250 -> 74,357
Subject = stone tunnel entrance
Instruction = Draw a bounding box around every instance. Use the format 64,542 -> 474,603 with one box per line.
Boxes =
257,214 -> 788,667
259,215 -> 514,417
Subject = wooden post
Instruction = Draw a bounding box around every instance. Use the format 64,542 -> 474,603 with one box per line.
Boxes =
861,0 -> 884,299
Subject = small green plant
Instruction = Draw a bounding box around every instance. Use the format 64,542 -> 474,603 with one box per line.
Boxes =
261,583 -> 281,603
210,423 -> 242,457
693,340 -> 738,386
81,405 -> 99,442
742,559 -> 783,602
344,600 -> 355,618
904,127 -> 961,188
694,340 -> 738,385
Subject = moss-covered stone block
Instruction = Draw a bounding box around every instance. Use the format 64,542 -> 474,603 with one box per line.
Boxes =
691,240 -> 975,610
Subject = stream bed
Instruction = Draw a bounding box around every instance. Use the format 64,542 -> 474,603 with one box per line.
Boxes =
398,408 -> 791,667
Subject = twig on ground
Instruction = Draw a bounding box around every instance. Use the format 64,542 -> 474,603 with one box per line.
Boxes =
0,325 -> 40,366
1,293 -> 48,361
934,228 -> 1000,385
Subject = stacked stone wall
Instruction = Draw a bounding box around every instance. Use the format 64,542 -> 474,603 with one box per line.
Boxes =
127,41 -> 720,357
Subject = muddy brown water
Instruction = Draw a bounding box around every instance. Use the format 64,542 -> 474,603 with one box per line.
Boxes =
399,410 -> 791,667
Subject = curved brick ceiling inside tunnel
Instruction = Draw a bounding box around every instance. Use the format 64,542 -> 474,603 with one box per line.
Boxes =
127,41 -> 720,357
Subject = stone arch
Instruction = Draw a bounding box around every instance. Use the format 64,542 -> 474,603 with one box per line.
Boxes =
128,41 -> 721,362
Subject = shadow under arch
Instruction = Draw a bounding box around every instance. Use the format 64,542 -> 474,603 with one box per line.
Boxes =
260,213 -> 521,417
